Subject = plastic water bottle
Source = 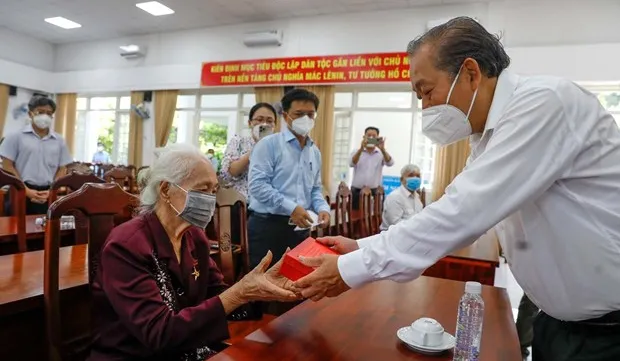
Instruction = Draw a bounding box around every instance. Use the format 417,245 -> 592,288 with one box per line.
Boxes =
453,281 -> 484,361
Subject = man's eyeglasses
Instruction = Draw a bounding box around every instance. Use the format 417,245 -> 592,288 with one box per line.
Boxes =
288,112 -> 317,120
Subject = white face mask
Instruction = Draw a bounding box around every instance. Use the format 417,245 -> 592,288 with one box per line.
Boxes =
290,115 -> 315,137
97,146 -> 104,152
33,114 -> 52,129
421,65 -> 478,145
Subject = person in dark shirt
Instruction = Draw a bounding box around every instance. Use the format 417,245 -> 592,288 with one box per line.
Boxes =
88,143 -> 299,361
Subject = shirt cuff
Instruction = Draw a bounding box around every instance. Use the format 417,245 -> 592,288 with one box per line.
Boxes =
357,234 -> 380,249
316,203 -> 330,214
337,250 -> 374,289
281,198 -> 297,215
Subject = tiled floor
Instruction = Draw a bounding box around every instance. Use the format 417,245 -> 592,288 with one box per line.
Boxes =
493,257 -> 531,361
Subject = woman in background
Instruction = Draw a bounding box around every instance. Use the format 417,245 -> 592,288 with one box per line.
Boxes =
220,103 -> 277,200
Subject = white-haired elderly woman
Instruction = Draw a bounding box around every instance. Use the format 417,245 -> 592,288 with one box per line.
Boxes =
88,143 -> 299,361
380,164 -> 424,231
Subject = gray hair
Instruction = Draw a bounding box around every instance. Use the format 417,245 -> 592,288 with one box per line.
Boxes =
406,16 -> 510,78
28,95 -> 56,112
140,143 -> 209,214
401,164 -> 420,177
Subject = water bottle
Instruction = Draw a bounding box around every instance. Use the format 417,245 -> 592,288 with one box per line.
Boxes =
453,281 -> 484,361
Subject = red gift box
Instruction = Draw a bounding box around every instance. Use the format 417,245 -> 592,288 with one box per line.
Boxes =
279,237 -> 339,281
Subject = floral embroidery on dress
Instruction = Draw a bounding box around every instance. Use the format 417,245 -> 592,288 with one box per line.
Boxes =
150,251 -> 218,361
220,134 -> 255,199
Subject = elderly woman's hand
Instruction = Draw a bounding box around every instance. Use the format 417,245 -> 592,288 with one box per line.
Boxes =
238,251 -> 300,302
219,250 -> 300,313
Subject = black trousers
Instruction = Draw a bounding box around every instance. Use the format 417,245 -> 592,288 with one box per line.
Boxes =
247,212 -> 310,268
516,294 -> 538,355
533,312 -> 620,361
351,187 -> 377,210
4,183 -> 50,216
248,212 -> 308,316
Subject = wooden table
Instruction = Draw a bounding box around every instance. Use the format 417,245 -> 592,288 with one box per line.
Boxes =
423,230 -> 500,285
209,277 -> 520,361
0,214 -> 76,254
0,244 -> 269,360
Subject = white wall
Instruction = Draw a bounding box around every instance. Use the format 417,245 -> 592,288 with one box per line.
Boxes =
50,0 -> 620,93
0,27 -> 55,93
3,87 -> 34,137
0,27 -> 54,71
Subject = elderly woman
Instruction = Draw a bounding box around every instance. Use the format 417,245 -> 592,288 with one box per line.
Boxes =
89,143 -> 298,361
380,164 -> 424,231
220,102 -> 277,200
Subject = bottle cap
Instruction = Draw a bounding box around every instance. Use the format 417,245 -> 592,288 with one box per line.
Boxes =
465,281 -> 482,294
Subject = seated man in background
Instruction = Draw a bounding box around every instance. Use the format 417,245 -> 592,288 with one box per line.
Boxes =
248,89 -> 330,269
0,95 -> 72,214
380,164 -> 424,231
349,126 -> 394,209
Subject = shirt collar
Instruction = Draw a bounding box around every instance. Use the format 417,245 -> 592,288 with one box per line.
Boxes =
23,124 -> 57,139
144,212 -> 196,261
482,70 -> 520,135
283,126 -> 314,146
398,185 -> 416,198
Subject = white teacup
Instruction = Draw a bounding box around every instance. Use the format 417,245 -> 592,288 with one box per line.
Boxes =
409,318 -> 445,347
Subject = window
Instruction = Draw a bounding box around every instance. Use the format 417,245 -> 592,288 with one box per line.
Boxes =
594,90 -> 620,126
74,95 -> 131,165
330,90 -> 436,195
168,92 -> 255,161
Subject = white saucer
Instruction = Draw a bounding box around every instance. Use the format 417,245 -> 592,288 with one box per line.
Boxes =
396,327 -> 455,355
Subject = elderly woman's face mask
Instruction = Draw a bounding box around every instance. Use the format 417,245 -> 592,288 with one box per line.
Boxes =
168,184 -> 216,229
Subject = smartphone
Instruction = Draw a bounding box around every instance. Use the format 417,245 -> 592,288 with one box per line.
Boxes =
258,125 -> 274,140
366,137 -> 379,145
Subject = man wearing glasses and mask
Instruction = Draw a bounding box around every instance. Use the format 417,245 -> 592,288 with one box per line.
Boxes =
293,17 -> 620,361
248,88 -> 330,277
0,95 -> 72,215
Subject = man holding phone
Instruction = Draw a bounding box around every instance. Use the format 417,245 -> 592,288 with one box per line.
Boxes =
349,126 -> 394,209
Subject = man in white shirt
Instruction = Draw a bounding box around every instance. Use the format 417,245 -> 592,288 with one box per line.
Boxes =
380,164 -> 424,231
349,126 -> 394,209
292,17 -> 620,361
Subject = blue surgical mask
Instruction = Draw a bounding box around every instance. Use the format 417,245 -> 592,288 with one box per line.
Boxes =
405,177 -> 421,192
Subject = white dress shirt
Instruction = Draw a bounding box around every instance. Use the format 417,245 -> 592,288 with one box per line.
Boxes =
380,185 -> 423,231
338,71 -> 620,321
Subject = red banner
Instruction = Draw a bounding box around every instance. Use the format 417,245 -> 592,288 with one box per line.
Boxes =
201,52 -> 410,87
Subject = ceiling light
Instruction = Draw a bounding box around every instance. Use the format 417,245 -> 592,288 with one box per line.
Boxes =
135,1 -> 175,16
119,45 -> 140,53
44,17 -> 82,29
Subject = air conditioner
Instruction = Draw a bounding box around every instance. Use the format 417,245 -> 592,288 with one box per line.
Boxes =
243,30 -> 283,47
119,44 -> 146,59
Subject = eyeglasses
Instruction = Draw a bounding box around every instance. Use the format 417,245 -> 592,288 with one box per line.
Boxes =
288,111 -> 317,120
33,111 -> 54,117
251,117 -> 276,125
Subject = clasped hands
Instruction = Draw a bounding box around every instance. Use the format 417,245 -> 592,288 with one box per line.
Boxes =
230,236 -> 359,304
26,187 -> 48,204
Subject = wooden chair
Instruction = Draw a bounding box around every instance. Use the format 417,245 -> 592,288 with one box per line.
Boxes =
334,182 -> 353,238
65,162 -> 93,175
44,183 -> 138,361
210,187 -> 248,285
95,164 -> 114,178
311,192 -> 331,239
358,187 -> 374,238
0,170 -> 27,252
373,186 -> 385,233
49,172 -> 106,203
104,167 -> 135,193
